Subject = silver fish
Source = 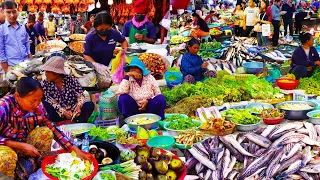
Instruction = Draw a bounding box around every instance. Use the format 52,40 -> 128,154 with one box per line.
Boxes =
300,164 -> 320,173
270,130 -> 294,142
298,171 -> 314,180
281,133 -> 320,146
280,143 -> 303,163
238,149 -> 276,180
304,122 -> 318,140
271,131 -> 295,148
245,132 -> 272,148
270,123 -> 303,138
274,153 -> 303,177
301,146 -> 312,167
261,125 -> 276,137
314,125 -> 320,137
224,135 -> 256,157
287,174 -> 303,180
246,167 -> 266,179
276,160 -> 303,179
266,149 -> 284,178
309,159 -> 320,165
237,133 -> 247,144
221,149 -> 231,178
224,156 -> 237,178
296,128 -> 310,135
226,170 -> 239,180
219,136 -> 244,162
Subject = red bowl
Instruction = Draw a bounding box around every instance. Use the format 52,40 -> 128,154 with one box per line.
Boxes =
42,149 -> 99,180
276,78 -> 299,90
133,132 -> 163,145
263,116 -> 284,125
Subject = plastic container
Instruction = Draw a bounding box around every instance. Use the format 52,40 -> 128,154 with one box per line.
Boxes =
245,103 -> 274,116
99,90 -> 118,120
160,114 -> 189,129
307,110 -> 320,124
125,113 -> 161,131
82,133 -> 90,152
262,116 -> 284,125
133,131 -> 163,145
146,136 -> 175,150
89,141 -> 120,167
276,78 -> 299,90
42,149 -> 99,180
94,117 -> 119,128
163,120 -> 202,137
242,62 -> 263,74
232,120 -> 262,131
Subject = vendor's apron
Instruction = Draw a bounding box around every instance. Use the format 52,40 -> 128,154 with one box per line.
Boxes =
129,24 -> 148,44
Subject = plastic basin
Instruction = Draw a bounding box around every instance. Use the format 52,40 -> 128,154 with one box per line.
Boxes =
263,116 -> 284,125
243,62 -> 263,74
307,110 -> 320,124
146,136 -> 175,150
276,78 -> 299,90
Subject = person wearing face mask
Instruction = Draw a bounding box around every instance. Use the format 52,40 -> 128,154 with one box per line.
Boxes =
34,12 -> 46,43
25,14 -> 42,55
122,0 -> 156,44
117,57 -> 166,119
84,11 -> 128,75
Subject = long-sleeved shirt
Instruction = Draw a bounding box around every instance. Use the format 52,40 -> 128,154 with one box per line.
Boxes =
0,95 -> 73,151
117,74 -> 161,104
0,21 -> 30,66
180,52 -> 204,81
271,4 -> 281,21
34,21 -> 45,38
41,75 -> 84,118
291,46 -> 319,68
281,3 -> 296,20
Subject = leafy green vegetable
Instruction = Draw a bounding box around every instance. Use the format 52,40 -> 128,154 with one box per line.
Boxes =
166,117 -> 200,130
164,114 -> 187,122
313,113 -> 320,118
229,109 -> 261,125
99,172 -> 116,180
89,127 -> 110,140
297,68 -> 320,96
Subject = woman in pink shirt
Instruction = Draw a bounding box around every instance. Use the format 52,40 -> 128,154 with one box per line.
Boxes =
117,57 -> 166,119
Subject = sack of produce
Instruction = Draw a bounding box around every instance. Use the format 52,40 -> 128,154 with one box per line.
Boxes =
164,67 -> 183,88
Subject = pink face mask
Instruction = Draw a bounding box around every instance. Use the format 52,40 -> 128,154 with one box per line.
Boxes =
132,15 -> 148,28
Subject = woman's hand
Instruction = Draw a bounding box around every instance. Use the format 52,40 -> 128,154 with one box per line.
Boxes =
315,61 -> 320,66
92,62 -> 110,76
138,100 -> 148,111
20,143 -> 41,157
74,104 -> 82,117
63,110 -> 73,119
202,62 -> 208,69
71,146 -> 92,161
307,66 -> 313,71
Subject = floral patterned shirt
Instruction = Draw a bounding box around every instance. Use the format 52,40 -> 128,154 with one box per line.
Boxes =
117,74 -> 161,104
41,75 -> 84,117
0,95 -> 73,151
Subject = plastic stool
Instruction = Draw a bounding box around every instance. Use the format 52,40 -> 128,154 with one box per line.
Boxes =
225,30 -> 232,36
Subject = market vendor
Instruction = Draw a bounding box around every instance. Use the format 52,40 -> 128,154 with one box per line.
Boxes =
44,14 -> 56,39
0,77 -> 90,178
0,1 -> 32,75
72,14 -> 86,34
204,11 -> 219,24
41,56 -> 94,124
289,32 -> 320,79
34,12 -> 46,44
25,14 -> 42,55
190,13 -> 210,39
180,38 -> 215,83
84,11 -> 128,74
122,0 -> 157,44
117,57 -> 166,120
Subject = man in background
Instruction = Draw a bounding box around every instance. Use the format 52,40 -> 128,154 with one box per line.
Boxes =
44,14 -> 56,39
0,9 -> 5,24
72,14 -> 86,34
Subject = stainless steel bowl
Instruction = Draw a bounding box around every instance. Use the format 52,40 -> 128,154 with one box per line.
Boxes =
307,110 -> 320,124
276,101 -> 316,120
163,120 -> 202,137
245,103 -> 274,116
233,120 -> 261,131
125,113 -> 161,131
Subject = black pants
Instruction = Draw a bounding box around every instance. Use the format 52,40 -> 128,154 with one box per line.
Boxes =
295,19 -> 303,34
272,19 -> 280,46
283,18 -> 293,36
243,26 -> 255,37
42,100 -> 95,123
235,25 -> 243,36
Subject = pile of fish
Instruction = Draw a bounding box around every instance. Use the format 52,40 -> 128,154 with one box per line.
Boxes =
185,122 -> 320,180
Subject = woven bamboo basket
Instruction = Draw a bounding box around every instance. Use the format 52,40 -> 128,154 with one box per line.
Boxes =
116,172 -> 131,180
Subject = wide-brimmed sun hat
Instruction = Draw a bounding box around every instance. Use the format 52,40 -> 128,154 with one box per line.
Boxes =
40,56 -> 67,75
123,57 -> 150,76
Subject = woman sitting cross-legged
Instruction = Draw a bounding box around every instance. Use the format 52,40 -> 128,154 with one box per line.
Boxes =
117,57 -> 166,119
41,56 -> 94,124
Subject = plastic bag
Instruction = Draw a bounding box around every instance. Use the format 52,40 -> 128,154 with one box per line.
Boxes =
164,67 -> 183,88
112,50 -> 127,84
92,170 -> 116,180
28,169 -> 50,180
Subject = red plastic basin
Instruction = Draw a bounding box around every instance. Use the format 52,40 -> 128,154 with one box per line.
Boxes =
263,116 -> 284,125
276,78 -> 299,90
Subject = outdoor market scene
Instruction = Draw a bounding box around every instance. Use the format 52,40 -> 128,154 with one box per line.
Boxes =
2,0 -> 320,179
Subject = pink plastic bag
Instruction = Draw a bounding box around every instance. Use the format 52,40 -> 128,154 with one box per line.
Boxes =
112,50 -> 127,84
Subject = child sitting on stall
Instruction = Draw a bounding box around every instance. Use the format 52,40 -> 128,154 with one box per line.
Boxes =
180,38 -> 215,83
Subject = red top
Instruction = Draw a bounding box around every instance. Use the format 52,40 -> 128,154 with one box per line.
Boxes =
267,5 -> 273,22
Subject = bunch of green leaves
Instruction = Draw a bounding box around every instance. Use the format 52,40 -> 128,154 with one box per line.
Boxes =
166,117 -> 200,130
242,76 -> 280,99
164,114 -> 186,122
89,127 -> 110,140
230,109 -> 261,125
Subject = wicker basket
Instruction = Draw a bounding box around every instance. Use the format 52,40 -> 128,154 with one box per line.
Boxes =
116,172 -> 131,180
99,90 -> 118,120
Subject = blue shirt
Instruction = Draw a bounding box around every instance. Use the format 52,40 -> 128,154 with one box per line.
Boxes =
122,20 -> 157,40
313,1 -> 320,11
272,4 -> 281,21
34,21 -> 45,38
0,21 -> 30,66
291,46 -> 319,68
180,52 -> 204,81
25,24 -> 39,46
84,29 -> 125,66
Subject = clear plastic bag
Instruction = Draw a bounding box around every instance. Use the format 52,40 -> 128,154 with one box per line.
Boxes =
28,169 -> 50,180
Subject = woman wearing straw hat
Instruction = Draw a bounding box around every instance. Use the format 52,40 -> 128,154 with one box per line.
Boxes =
116,57 -> 166,119
40,56 -> 94,124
